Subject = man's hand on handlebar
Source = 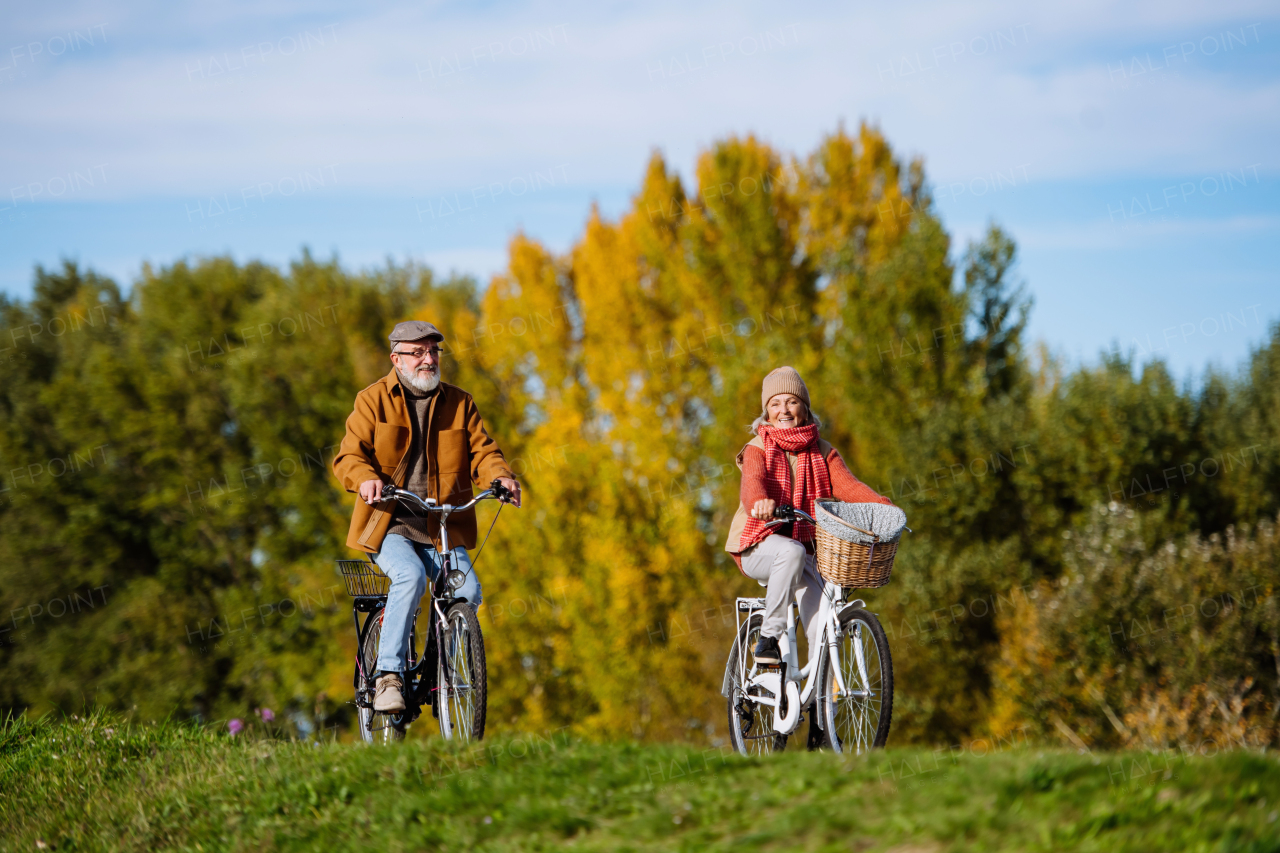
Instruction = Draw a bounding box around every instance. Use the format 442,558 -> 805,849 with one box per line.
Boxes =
493,477 -> 522,507
358,479 -> 386,505
750,498 -> 777,519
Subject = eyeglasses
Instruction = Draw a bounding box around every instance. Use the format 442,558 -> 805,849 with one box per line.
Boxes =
392,346 -> 440,360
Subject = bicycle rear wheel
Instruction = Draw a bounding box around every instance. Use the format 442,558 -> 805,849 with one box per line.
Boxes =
436,602 -> 487,742
356,608 -> 406,744
726,612 -> 788,756
818,607 -> 893,754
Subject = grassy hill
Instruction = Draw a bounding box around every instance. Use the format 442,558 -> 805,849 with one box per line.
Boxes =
2,714 -> 1279,852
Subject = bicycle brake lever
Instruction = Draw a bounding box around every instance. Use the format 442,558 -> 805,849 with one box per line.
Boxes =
367,484 -> 397,505
489,478 -> 513,503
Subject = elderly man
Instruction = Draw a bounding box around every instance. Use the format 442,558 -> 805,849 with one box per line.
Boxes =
333,320 -> 521,712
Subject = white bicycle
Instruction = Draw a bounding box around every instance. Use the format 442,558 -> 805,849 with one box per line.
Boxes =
723,505 -> 893,755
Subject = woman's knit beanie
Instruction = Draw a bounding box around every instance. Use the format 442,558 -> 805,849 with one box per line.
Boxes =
761,366 -> 810,411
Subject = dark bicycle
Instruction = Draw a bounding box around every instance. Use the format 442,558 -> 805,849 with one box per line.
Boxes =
338,479 -> 512,743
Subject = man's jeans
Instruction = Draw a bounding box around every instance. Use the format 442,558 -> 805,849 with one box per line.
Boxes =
371,533 -> 482,674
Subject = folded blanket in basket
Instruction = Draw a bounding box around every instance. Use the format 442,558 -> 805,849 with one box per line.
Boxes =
815,500 -> 907,545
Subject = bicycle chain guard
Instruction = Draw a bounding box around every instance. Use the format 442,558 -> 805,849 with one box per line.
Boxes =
751,671 -> 802,734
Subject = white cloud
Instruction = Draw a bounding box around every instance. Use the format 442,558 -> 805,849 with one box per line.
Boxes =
2,0 -> 1274,202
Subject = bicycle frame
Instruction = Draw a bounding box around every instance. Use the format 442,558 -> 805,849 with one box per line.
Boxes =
734,585 -> 868,734
352,482 -> 508,737
732,507 -> 875,736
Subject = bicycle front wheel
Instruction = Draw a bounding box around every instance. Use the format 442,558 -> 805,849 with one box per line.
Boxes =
818,606 -> 893,754
726,612 -> 789,756
436,602 -> 487,742
357,608 -> 405,744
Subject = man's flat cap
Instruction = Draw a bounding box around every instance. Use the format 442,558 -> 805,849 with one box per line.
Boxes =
389,320 -> 445,344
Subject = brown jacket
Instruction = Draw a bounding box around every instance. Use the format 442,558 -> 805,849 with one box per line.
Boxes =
332,368 -> 514,553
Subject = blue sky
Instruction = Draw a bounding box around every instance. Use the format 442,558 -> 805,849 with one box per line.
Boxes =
1,0 -> 1276,377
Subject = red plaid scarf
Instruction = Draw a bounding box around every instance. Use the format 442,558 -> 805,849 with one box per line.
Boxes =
739,422 -> 831,551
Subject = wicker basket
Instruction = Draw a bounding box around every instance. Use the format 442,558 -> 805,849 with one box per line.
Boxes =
337,559 -> 390,598
812,500 -> 907,588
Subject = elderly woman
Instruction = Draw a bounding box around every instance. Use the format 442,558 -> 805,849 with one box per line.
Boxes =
725,366 -> 893,663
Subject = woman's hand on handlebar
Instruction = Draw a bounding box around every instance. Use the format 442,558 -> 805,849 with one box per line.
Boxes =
750,498 -> 776,519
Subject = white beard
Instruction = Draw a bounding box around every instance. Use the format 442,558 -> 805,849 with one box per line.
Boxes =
397,364 -> 440,394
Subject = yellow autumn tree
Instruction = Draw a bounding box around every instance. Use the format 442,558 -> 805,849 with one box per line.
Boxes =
455,125 -> 952,741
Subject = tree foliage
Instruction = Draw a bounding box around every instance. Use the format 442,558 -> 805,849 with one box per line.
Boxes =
2,124 -> 1277,748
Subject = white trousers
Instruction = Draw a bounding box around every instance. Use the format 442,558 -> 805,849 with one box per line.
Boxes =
740,534 -> 825,652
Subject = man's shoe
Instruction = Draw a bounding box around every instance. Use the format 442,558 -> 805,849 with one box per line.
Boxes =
373,673 -> 405,712
753,635 -> 781,664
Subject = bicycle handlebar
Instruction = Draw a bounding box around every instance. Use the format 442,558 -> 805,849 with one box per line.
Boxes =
765,504 -> 816,527
383,479 -> 513,514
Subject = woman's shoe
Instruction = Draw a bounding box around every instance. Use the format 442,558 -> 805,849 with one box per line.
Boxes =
753,635 -> 781,664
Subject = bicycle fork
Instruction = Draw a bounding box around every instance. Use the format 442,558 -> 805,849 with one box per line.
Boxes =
750,606 -> 802,734
826,610 -> 849,699
432,597 -> 450,699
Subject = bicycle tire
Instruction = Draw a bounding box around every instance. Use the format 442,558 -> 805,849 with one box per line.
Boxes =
818,607 -> 893,753
356,608 -> 405,744
437,602 -> 487,742
726,612 -> 789,756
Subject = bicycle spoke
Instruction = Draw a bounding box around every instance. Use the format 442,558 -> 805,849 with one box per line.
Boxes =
438,607 -> 480,742
834,618 -> 883,754
357,610 -> 386,745
728,614 -> 787,755
448,614 -> 474,738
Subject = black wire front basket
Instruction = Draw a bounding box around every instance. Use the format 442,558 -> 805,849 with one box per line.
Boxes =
337,559 -> 390,598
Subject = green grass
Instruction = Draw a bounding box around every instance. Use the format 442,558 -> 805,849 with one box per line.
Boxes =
3,714 -> 1279,852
